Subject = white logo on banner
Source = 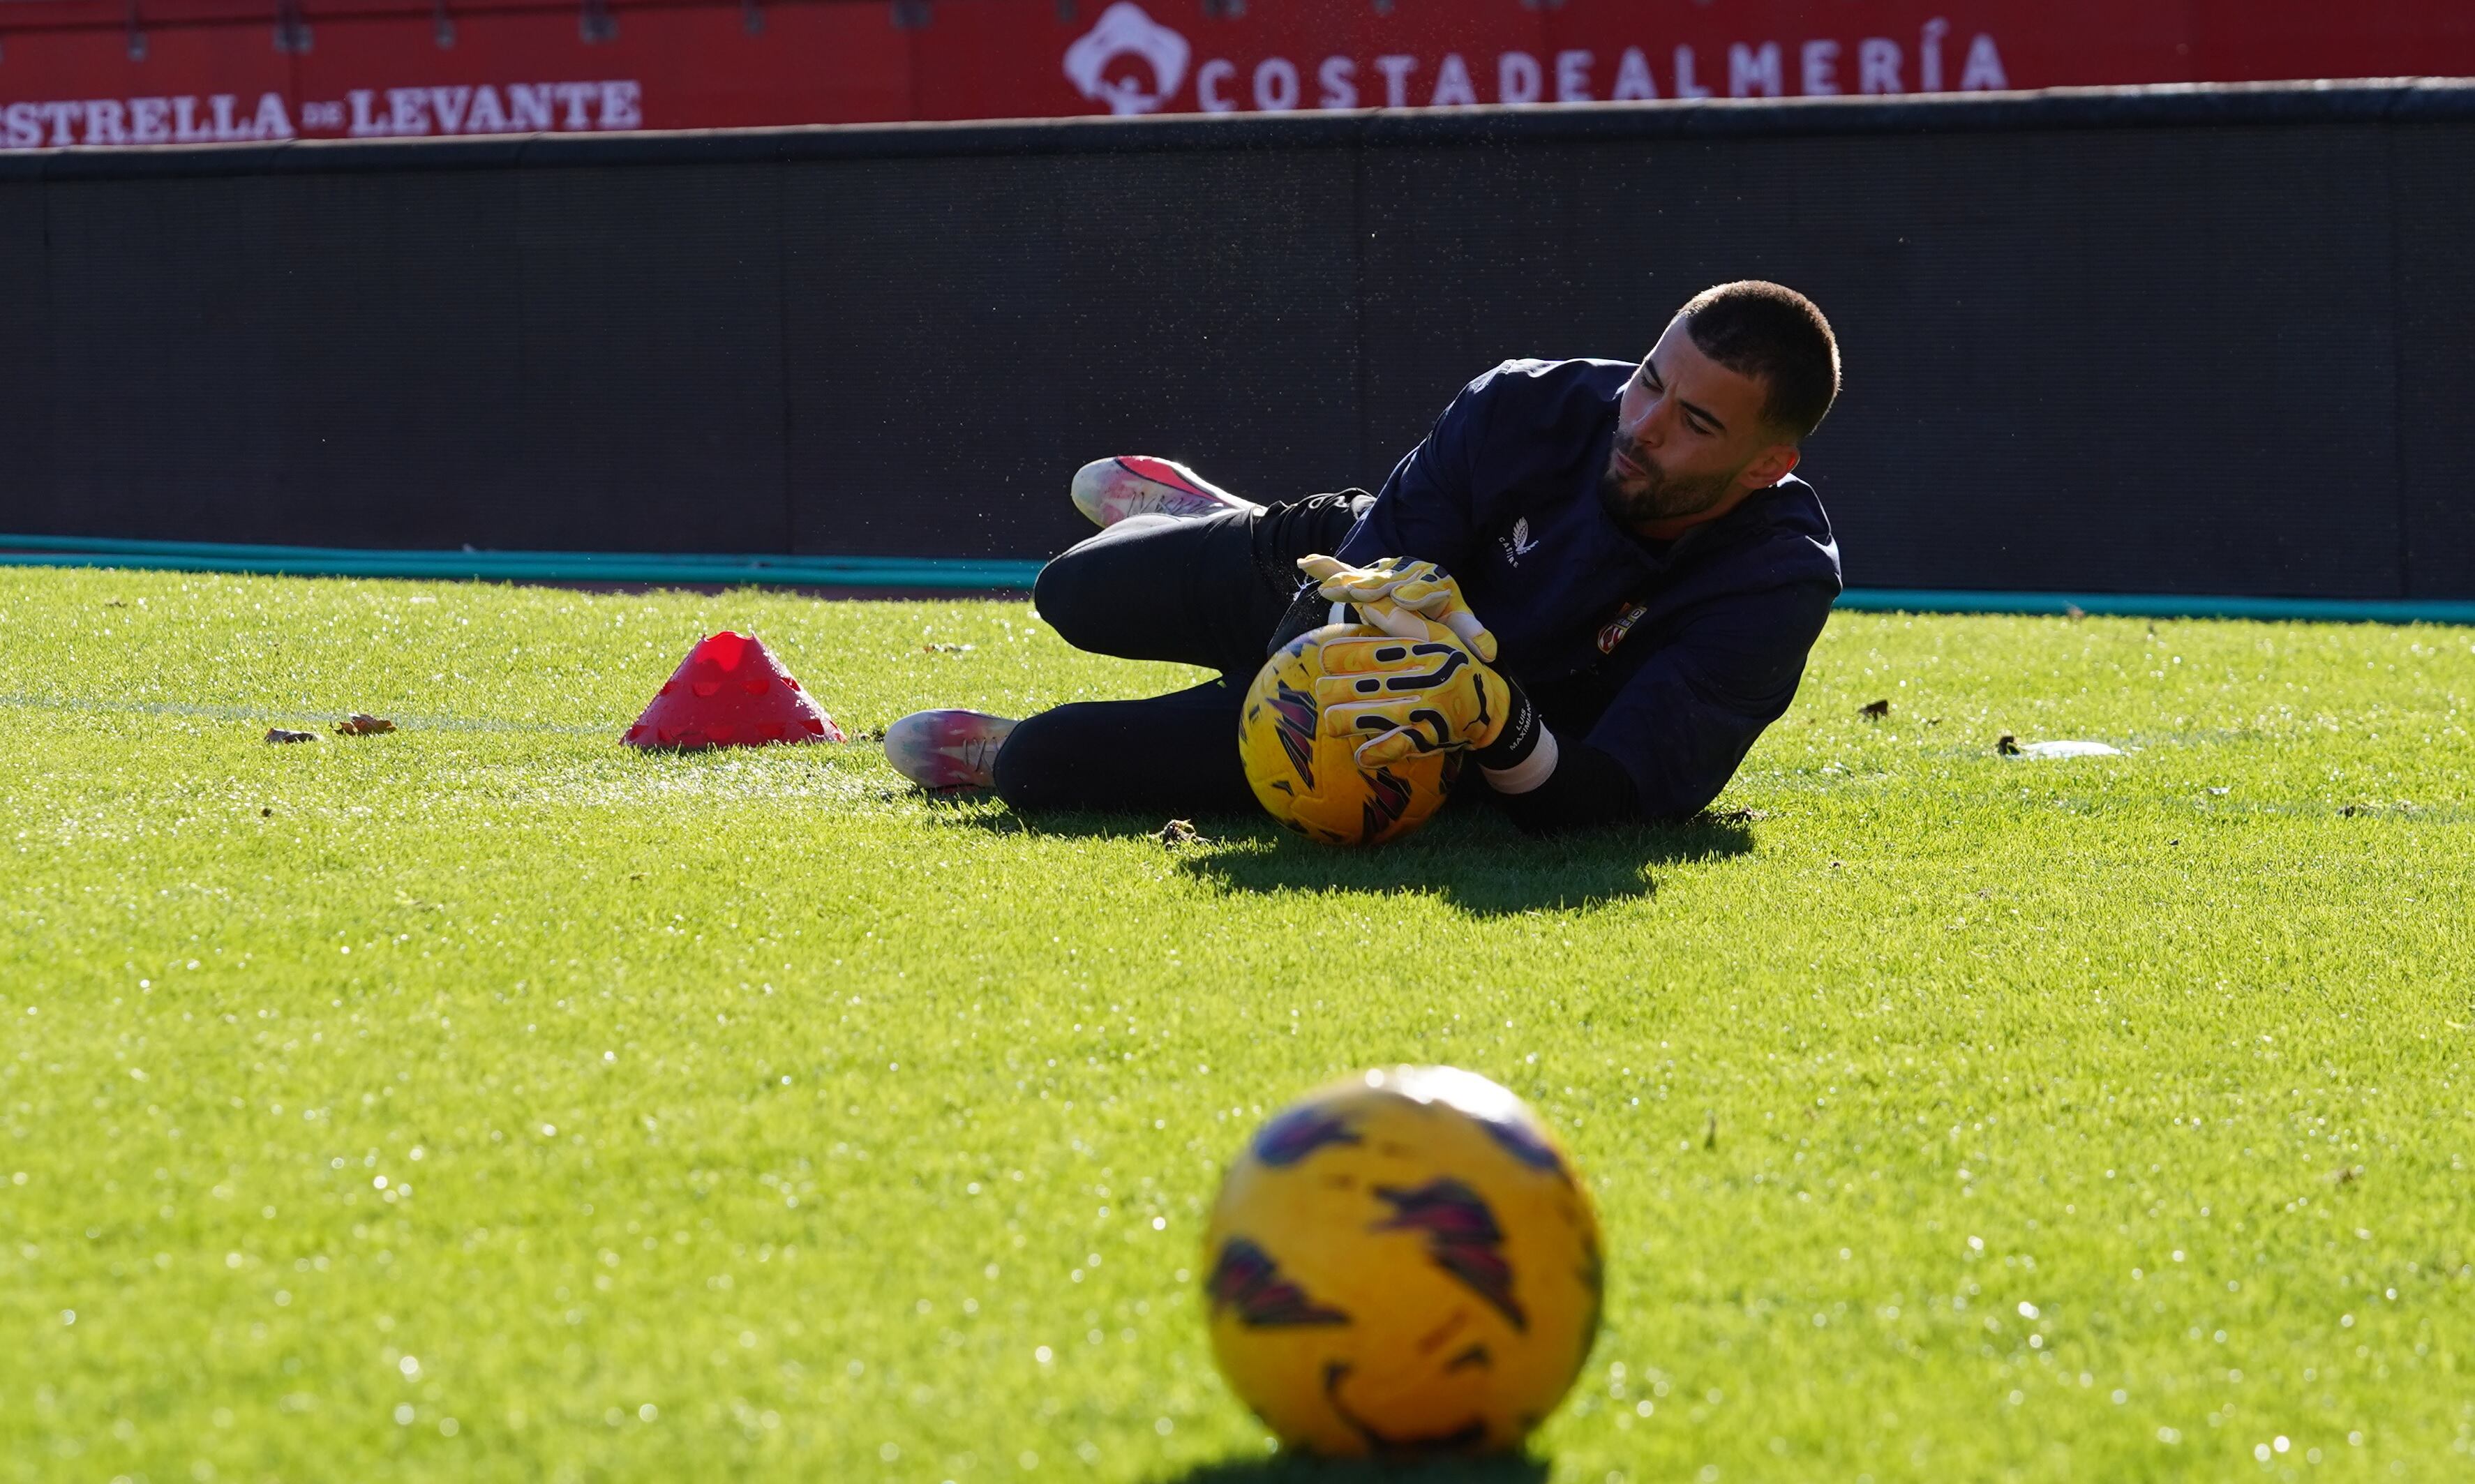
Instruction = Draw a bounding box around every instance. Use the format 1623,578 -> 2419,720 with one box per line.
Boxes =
1064,2 -> 1192,115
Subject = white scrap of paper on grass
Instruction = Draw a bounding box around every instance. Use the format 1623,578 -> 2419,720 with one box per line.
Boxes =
2013,740 -> 2125,758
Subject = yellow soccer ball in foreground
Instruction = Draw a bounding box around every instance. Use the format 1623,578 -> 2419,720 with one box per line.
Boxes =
1202,1066 -> 1603,1456
1237,623 -> 1462,846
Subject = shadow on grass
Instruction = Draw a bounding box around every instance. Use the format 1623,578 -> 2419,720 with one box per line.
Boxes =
1183,814 -> 1751,915
927,795 -> 1754,916
1160,1455 -> 1549,1484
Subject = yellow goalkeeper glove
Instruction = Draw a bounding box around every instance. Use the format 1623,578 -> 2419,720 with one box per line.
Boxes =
1308,618 -> 1546,779
1294,555 -> 1499,663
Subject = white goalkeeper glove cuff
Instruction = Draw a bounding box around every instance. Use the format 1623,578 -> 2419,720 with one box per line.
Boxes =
1474,685 -> 1557,795
1482,726 -> 1557,795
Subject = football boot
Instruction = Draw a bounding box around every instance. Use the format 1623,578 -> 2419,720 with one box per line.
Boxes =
883,708 -> 1017,791
1070,456 -> 1262,527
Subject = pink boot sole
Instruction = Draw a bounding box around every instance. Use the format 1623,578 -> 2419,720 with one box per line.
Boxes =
884,708 -> 1018,791
1070,456 -> 1262,527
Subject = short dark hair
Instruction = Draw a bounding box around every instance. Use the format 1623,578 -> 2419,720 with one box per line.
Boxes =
1677,280 -> 1840,442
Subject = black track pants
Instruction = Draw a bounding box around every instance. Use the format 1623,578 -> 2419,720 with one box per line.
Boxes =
992,494 -> 1368,817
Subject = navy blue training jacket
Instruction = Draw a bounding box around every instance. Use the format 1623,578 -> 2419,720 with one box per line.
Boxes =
1331,357 -> 1842,820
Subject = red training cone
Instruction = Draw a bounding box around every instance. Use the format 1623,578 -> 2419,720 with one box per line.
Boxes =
623,631 -> 846,750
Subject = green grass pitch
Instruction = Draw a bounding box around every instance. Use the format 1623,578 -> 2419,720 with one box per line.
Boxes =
2,567 -> 2471,1483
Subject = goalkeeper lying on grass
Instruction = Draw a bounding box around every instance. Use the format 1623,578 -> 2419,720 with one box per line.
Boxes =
888,280 -> 1844,836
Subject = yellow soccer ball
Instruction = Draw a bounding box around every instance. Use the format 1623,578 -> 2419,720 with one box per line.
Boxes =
1202,1066 -> 1603,1457
1237,623 -> 1462,846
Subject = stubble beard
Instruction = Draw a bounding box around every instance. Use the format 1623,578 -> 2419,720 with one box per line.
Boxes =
1597,445 -> 1739,529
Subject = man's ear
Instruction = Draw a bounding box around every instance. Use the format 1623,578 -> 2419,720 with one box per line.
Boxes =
1739,441 -> 1800,491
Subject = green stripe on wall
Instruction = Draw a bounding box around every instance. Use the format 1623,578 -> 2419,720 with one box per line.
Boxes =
0,537 -> 1044,591
1834,588 -> 2475,625
5,537 -> 2473,624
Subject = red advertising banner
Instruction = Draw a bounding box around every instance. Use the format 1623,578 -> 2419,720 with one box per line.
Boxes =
3,0 -> 2472,149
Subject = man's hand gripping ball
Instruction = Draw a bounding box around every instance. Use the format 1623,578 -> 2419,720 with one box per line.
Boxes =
1292,555 -> 1555,787
1238,624 -> 1465,847
1240,556 -> 1550,845
1294,555 -> 1498,662
1311,622 -> 1516,768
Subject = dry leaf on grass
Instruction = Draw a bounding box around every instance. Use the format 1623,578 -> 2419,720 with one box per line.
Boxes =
336,714 -> 397,735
